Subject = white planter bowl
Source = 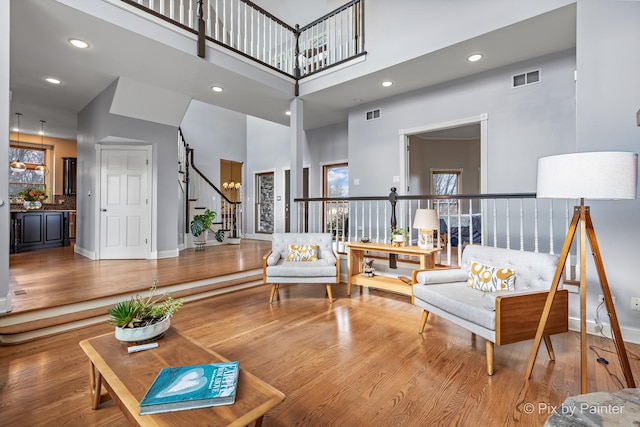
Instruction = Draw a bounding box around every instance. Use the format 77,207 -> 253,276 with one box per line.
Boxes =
114,316 -> 170,342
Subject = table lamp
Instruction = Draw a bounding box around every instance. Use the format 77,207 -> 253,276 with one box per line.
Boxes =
413,209 -> 439,249
525,151 -> 638,394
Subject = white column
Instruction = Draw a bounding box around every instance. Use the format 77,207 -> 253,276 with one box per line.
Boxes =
289,98 -> 304,232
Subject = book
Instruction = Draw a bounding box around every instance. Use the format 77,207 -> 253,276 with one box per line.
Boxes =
139,361 -> 240,415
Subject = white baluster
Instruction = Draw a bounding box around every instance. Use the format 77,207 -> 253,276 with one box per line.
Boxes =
534,198 -> 539,253
505,199 -> 511,249
492,199 -> 497,248
519,199 -> 524,251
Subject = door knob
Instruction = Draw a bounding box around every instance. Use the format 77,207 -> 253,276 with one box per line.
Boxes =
101,208 -> 107,212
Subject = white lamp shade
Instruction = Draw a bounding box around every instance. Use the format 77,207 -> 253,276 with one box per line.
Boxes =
537,152 -> 638,200
413,209 -> 439,230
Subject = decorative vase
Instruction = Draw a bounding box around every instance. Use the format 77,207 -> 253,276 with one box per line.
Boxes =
114,316 -> 170,343
23,200 -> 42,210
193,231 -> 207,251
392,234 -> 405,247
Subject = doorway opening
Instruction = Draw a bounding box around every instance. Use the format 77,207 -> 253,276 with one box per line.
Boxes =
401,114 -> 487,199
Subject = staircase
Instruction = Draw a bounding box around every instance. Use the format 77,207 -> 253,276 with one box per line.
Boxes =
178,128 -> 242,249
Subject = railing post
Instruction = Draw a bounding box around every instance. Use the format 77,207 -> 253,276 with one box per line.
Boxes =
185,144 -> 192,234
389,187 -> 398,269
197,0 -> 205,58
294,24 -> 301,95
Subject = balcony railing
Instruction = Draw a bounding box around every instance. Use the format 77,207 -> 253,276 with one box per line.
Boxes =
294,188 -> 578,278
119,0 -> 364,78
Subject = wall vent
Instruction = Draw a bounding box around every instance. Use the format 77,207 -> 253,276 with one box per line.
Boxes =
365,109 -> 381,121
512,69 -> 541,88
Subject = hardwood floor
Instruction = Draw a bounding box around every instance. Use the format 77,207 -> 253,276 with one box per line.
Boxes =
3,240 -> 274,342
2,279 -> 639,426
8,240 -> 273,313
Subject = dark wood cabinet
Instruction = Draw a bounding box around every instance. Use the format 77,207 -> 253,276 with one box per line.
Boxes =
63,157 -> 77,195
10,211 -> 70,253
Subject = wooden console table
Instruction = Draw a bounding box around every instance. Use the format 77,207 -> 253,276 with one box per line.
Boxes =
79,327 -> 284,426
347,242 -> 440,300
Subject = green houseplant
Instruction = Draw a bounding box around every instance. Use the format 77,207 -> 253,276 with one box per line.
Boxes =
190,208 -> 225,242
109,281 -> 183,342
390,227 -> 409,246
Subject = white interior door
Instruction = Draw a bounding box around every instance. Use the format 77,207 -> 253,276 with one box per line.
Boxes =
99,148 -> 150,259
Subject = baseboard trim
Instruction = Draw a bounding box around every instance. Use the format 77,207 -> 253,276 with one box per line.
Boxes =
73,245 -> 95,260
569,317 -> 640,344
0,294 -> 12,314
156,249 -> 180,259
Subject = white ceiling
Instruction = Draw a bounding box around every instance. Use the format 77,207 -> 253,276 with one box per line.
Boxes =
9,0 -> 576,140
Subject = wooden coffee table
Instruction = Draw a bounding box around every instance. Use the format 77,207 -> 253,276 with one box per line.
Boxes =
79,328 -> 284,427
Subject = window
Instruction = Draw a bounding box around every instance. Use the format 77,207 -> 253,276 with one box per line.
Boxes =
323,163 -> 349,237
255,172 -> 274,233
432,169 -> 461,214
9,146 -> 46,196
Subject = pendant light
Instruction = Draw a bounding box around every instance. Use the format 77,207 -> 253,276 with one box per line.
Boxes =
34,120 -> 48,176
10,113 -> 27,173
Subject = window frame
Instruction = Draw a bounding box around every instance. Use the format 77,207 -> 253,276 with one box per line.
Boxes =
322,162 -> 349,237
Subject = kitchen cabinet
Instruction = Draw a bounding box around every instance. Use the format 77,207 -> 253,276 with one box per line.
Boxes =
63,157 -> 77,196
10,211 -> 70,253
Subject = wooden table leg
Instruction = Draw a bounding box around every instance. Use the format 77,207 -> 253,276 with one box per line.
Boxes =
88,360 -> 112,409
89,361 -> 103,409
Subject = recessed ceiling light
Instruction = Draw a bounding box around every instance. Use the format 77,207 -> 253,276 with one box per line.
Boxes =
285,111 -> 291,116
467,53 -> 483,62
69,38 -> 89,49
381,81 -> 393,87
211,86 -> 224,92
45,77 -> 61,84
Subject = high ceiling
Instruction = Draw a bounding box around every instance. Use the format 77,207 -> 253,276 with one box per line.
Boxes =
9,0 -> 576,140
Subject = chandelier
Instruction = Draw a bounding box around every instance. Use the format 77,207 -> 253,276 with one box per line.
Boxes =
9,113 -> 26,173
34,120 -> 48,176
222,161 -> 242,191
222,181 -> 242,191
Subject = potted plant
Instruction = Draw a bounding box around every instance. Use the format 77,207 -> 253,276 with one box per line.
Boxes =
108,281 -> 183,342
190,208 -> 225,246
18,186 -> 48,209
390,227 -> 408,247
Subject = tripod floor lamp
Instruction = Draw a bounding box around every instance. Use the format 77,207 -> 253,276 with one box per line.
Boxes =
525,151 -> 638,394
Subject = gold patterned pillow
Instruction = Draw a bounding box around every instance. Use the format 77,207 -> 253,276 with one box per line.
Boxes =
285,244 -> 319,261
467,260 -> 515,292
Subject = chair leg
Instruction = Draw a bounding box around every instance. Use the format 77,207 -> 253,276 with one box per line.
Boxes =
486,341 -> 494,376
326,284 -> 334,303
269,284 -> 278,304
542,335 -> 556,361
419,310 -> 429,333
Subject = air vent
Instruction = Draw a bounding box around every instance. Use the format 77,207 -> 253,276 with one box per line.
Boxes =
365,109 -> 381,121
512,69 -> 541,88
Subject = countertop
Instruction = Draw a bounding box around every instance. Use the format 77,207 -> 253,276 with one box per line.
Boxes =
10,195 -> 76,212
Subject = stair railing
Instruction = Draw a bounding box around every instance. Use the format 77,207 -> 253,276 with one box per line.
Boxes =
178,128 -> 241,240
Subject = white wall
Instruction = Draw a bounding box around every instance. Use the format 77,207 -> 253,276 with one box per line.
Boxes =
245,116 -> 294,236
307,122 -> 349,198
77,81 -> 180,258
408,136 -> 481,196
575,0 -> 640,337
0,0 -> 10,312
300,0 -> 575,95
347,50 -> 577,197
181,100 -> 247,185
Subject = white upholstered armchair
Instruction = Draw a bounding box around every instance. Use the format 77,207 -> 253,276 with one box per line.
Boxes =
262,233 -> 340,304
